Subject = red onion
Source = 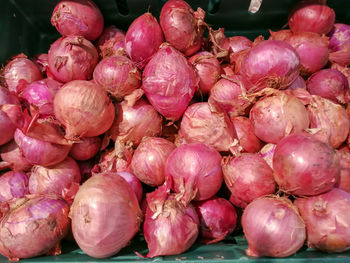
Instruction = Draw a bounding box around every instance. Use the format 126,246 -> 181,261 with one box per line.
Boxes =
142,44 -> 198,121
93,55 -> 141,100
131,137 -> 175,186
268,29 -> 293,41
288,75 -> 306,90
54,80 -> 115,139
94,148 -> 133,174
51,0 -> 104,41
70,136 -> 101,161
331,63 -> 350,86
285,32 -> 329,76
288,0 -> 335,35
48,36 -> 98,83
160,0 -> 205,56
295,188 -> 350,252
31,53 -> 49,76
230,116 -> 262,153
2,54 -> 42,94
230,49 -> 249,75
258,143 -> 276,169
328,24 -> 350,66
222,153 -> 276,208
307,96 -> 350,148
165,143 -> 223,205
336,149 -> 350,193
117,171 -> 143,203
242,196 -> 306,257
0,171 -> 28,202
221,64 -> 235,77
96,26 -> 125,58
250,91 -> 310,144
194,197 -> 237,244
125,13 -> 163,69
0,140 -> 32,171
227,36 -> 252,53
241,40 -> 300,92
0,195 -> 70,261
70,172 -> 142,258
273,133 -> 340,196
188,51 -> 221,95
14,129 -> 71,166
209,28 -> 229,56
329,43 -> 350,68
178,102 -> 237,152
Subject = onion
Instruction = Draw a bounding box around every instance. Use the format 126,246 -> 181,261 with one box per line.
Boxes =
116,171 -> 143,203
165,143 -> 223,205
125,13 -> 164,69
307,96 -> 350,148
70,172 -> 142,258
188,51 -> 221,95
31,53 -> 49,75
295,188 -> 350,252
285,32 -> 329,76
77,159 -> 94,183
242,196 -> 306,257
178,102 -> 237,152
0,171 -> 28,202
131,137 -> 175,186
336,149 -> 350,193
48,36 -> 98,83
222,153 -> 276,208
93,55 -> 141,100
70,136 -> 101,161
51,0 -> 104,41
2,54 -> 42,94
160,0 -> 205,56
288,75 -> 306,90
0,195 -> 70,261
0,140 -> 32,171
250,91 -> 310,144
96,26 -> 125,58
142,44 -> 198,121
221,64 -> 235,77
194,197 -> 237,244
268,29 -> 293,41
258,143 -> 276,169
227,36 -> 252,54
230,49 -> 249,75
54,80 -> 115,139
230,116 -> 262,153
331,63 -> 350,86
328,23 -> 350,66
14,129 -> 71,166
94,148 -> 133,174
273,133 -> 340,196
241,40 -> 300,92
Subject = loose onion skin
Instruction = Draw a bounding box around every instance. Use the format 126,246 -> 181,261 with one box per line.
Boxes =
328,24 -> 350,66
273,133 -> 340,196
94,148 -> 133,174
0,140 -> 32,172
258,143 -> 276,169
268,29 -> 293,41
337,149 -> 350,193
295,188 -> 350,253
242,196 -> 306,258
70,172 -> 142,258
0,195 -> 70,261
96,26 -> 125,58
0,171 -> 29,202
70,137 -> 101,161
51,0 -> 104,41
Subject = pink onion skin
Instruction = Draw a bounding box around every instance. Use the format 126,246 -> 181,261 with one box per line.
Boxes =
31,53 -> 49,76
178,102 -> 236,152
221,64 -> 235,77
269,29 -> 293,41
295,188 -> 350,252
250,91 -> 310,144
230,49 -> 249,75
336,149 -> 350,193
0,140 -> 32,172
288,75 -> 306,90
96,26 -> 125,58
227,36 -> 252,54
142,44 -> 198,121
306,69 -> 349,104
285,32 -> 329,76
307,96 -> 350,148
194,197 -> 237,244
70,137 -> 101,161
273,133 -> 340,196
125,13 -> 164,69
160,0 -> 205,56
51,0 -> 104,41
288,0 -> 335,35
165,143 -> 223,205
93,56 -> 141,100
117,171 -> 143,203
328,24 -> 350,66
230,116 -> 262,153
241,40 -> 300,93
242,196 -> 306,258
131,137 -> 176,186
188,51 -> 221,95
54,80 -> 115,139
2,54 -> 42,94
0,195 -> 70,261
94,148 -> 133,174
222,153 -> 276,208
258,143 -> 276,169
70,172 -> 142,258
48,36 -> 98,83
0,171 -> 29,202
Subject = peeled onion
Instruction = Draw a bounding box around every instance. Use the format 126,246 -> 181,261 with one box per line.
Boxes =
0,171 -> 28,202
70,136 -> 101,161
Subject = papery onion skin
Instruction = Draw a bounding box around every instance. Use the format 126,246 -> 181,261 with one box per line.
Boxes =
337,149 -> 350,193
0,171 -> 29,202
222,153 -> 276,208
131,137 -> 175,186
227,36 -> 252,54
295,188 -> 350,252
0,195 -> 70,261
94,148 -> 133,174
194,196 -> 237,244
117,171 -> 143,203
54,80 -> 115,139
51,0 -> 104,41
31,53 -> 50,76
96,26 -> 125,58
258,143 -> 276,169
273,133 -> 340,196
70,137 -> 101,161
70,172 -> 142,258
48,36 -> 98,83
269,29 -> 293,41
0,140 -> 32,172
328,24 -> 350,66
242,196 -> 306,258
